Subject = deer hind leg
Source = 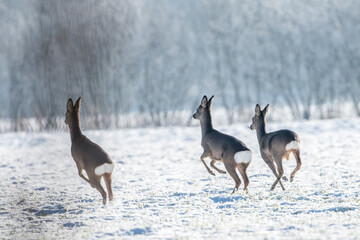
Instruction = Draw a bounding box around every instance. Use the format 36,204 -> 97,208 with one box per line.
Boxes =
290,149 -> 302,182
224,163 -> 241,194
89,174 -> 107,205
104,173 -> 113,202
210,159 -> 226,174
201,152 -> 215,176
281,153 -> 290,181
237,163 -> 250,191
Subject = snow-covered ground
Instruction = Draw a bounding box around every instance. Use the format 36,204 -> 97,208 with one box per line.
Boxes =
1,118 -> 360,239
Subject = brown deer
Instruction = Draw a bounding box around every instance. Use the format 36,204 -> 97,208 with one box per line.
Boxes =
65,97 -> 114,204
193,95 -> 252,194
250,104 -> 302,191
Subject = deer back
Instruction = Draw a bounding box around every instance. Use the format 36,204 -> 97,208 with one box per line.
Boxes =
71,135 -> 113,167
202,129 -> 250,162
260,130 -> 300,160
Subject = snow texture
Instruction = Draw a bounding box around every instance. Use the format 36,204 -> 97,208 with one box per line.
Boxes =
1,118 -> 360,239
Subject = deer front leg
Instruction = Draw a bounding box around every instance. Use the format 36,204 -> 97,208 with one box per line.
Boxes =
201,152 -> 215,176
76,166 -> 92,185
264,159 -> 285,191
271,160 -> 286,191
210,159 -> 226,174
271,177 -> 285,191
274,154 -> 286,190
76,165 -> 95,188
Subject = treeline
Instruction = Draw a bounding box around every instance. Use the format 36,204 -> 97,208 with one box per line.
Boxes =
0,0 -> 359,131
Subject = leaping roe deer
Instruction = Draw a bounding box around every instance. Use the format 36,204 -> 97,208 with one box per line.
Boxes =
65,97 -> 114,204
193,96 -> 252,194
250,104 -> 302,191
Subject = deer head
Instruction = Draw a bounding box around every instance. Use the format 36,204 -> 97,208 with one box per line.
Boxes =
250,104 -> 269,130
65,97 -> 81,125
193,95 -> 214,120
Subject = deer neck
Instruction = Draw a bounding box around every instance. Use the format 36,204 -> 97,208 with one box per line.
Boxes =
256,118 -> 267,144
200,111 -> 214,136
68,114 -> 82,141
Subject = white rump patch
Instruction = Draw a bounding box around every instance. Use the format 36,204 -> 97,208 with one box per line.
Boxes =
286,141 -> 300,151
94,163 -> 115,176
234,150 -> 252,164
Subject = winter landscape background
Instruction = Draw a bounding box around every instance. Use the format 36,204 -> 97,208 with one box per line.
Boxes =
1,0 -> 360,131
1,0 -> 360,239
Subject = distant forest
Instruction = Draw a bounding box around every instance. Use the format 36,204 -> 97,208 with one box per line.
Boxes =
0,0 -> 359,131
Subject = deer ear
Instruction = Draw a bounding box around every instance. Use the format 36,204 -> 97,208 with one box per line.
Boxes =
263,104 -> 270,115
201,95 -> 208,108
208,95 -> 214,109
67,99 -> 74,112
74,97 -> 82,112
255,104 -> 261,116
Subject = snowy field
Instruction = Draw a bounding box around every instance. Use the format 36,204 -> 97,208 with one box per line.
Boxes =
1,118 -> 360,239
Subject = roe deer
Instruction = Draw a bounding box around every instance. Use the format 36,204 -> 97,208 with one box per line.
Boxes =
65,97 -> 114,204
250,104 -> 302,191
193,95 -> 252,194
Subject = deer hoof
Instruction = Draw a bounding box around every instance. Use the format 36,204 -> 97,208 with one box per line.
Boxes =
231,188 -> 238,195
282,176 -> 288,181
290,177 -> 294,182
209,171 -> 215,176
221,170 -> 226,174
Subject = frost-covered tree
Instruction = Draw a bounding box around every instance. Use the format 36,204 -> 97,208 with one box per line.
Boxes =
14,0 -> 135,130
1,0 -> 360,131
